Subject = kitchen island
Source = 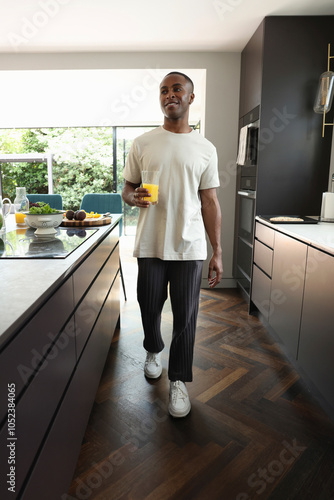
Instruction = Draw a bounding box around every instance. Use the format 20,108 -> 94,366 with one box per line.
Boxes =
0,214 -> 121,499
251,216 -> 334,420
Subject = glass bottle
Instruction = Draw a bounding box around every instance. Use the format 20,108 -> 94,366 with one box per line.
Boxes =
14,187 -> 29,225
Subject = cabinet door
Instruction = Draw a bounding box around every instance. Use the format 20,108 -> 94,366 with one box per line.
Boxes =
255,221 -> 274,249
254,239 -> 273,277
21,278 -> 120,500
0,317 -> 76,499
73,226 -> 118,306
250,222 -> 274,318
75,243 -> 119,358
239,21 -> 264,117
0,277 -> 74,426
269,232 -> 307,358
298,247 -> 334,410
251,264 -> 271,320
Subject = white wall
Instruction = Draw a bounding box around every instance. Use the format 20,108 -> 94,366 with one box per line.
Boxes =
0,68 -> 206,128
0,51 -> 241,287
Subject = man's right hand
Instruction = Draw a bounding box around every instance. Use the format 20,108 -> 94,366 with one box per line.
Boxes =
122,180 -> 151,208
132,187 -> 151,208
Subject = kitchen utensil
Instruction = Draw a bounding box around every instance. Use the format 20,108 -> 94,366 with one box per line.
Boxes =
61,216 -> 111,227
260,215 -> 318,224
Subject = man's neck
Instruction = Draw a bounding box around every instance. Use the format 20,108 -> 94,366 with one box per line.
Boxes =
163,118 -> 192,134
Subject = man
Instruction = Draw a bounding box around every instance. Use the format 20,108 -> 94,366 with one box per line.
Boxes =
122,71 -> 222,418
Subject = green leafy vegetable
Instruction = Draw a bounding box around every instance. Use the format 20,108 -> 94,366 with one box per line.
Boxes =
28,202 -> 59,214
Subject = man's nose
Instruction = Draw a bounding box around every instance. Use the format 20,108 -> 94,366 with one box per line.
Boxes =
166,89 -> 175,99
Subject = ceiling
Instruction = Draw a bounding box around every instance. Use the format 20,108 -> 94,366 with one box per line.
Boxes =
1,0 -> 334,53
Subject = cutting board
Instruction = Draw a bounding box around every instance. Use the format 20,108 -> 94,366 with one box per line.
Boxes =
61,216 -> 112,227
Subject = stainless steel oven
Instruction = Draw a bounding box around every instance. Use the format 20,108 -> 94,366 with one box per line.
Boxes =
236,189 -> 256,294
238,189 -> 256,243
235,105 -> 259,297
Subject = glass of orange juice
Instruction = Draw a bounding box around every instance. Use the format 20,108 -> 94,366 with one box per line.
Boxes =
142,171 -> 160,205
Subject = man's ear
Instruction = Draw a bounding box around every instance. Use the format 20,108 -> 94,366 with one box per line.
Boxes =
189,93 -> 195,105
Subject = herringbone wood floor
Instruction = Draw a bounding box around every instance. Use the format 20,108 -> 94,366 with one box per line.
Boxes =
68,237 -> 334,500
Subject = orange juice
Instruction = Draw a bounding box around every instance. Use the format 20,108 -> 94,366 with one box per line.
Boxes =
143,183 -> 159,204
15,212 -> 27,224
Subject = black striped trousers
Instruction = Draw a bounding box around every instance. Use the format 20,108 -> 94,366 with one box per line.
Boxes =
137,258 -> 203,382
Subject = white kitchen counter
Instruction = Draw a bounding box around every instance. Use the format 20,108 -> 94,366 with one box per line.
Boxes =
256,216 -> 334,256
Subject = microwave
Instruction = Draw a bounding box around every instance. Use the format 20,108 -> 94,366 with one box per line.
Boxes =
237,107 -> 260,169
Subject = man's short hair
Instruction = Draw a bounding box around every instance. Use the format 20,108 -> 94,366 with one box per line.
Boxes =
164,71 -> 194,92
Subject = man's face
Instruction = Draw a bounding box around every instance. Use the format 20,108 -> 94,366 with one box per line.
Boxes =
159,74 -> 195,120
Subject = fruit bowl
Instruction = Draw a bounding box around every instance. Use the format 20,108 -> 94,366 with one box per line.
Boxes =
25,212 -> 64,237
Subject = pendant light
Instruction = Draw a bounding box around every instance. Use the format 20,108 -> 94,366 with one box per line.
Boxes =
314,44 -> 334,137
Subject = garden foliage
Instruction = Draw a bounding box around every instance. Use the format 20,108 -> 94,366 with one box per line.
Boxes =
1,127 -> 127,211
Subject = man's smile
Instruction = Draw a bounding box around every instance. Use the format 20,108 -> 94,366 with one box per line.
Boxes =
165,101 -> 179,108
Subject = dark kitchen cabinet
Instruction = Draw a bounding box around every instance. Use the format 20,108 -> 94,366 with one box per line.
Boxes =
239,21 -> 264,119
0,222 -> 121,500
10,320 -> 75,494
297,247 -> 334,413
268,231 -> 307,359
0,277 -> 74,426
235,16 -> 334,300
0,292 -> 76,497
239,15 -> 334,215
256,16 -> 334,216
74,237 -> 119,358
250,219 -> 334,418
251,222 -> 274,320
251,222 -> 308,360
22,274 -> 120,500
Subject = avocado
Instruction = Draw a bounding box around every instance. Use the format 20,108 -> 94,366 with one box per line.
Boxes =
75,210 -> 86,221
66,210 -> 75,220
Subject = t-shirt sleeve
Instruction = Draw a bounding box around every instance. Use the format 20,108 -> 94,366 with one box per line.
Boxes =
123,140 -> 142,184
199,148 -> 220,190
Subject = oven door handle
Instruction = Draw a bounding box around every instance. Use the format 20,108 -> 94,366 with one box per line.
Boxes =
238,190 -> 256,199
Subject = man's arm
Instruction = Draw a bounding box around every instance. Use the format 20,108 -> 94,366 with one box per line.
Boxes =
200,188 -> 223,288
122,180 -> 151,208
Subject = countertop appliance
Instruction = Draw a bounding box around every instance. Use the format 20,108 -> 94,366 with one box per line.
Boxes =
320,192 -> 334,222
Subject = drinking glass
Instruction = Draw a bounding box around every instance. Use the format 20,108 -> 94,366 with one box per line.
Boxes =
142,171 -> 160,205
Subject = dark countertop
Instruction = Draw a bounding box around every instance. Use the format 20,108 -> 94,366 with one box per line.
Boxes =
0,214 -> 122,348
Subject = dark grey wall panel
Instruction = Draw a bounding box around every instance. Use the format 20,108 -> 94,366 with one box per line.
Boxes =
256,16 -> 334,216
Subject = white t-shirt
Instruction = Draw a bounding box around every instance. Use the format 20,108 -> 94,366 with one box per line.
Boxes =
123,126 -> 219,260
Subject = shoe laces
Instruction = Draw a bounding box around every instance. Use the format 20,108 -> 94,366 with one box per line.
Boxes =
170,381 -> 187,404
146,352 -> 159,365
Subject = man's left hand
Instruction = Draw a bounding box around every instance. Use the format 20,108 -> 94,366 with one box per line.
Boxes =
208,253 -> 223,288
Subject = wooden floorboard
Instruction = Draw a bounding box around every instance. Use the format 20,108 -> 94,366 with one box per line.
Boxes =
67,237 -> 334,500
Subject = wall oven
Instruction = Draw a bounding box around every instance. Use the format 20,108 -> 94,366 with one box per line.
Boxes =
238,189 -> 256,243
236,189 -> 256,295
235,106 -> 259,297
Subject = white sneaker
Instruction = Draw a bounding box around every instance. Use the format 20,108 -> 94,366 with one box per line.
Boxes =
168,381 -> 191,418
144,352 -> 162,379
